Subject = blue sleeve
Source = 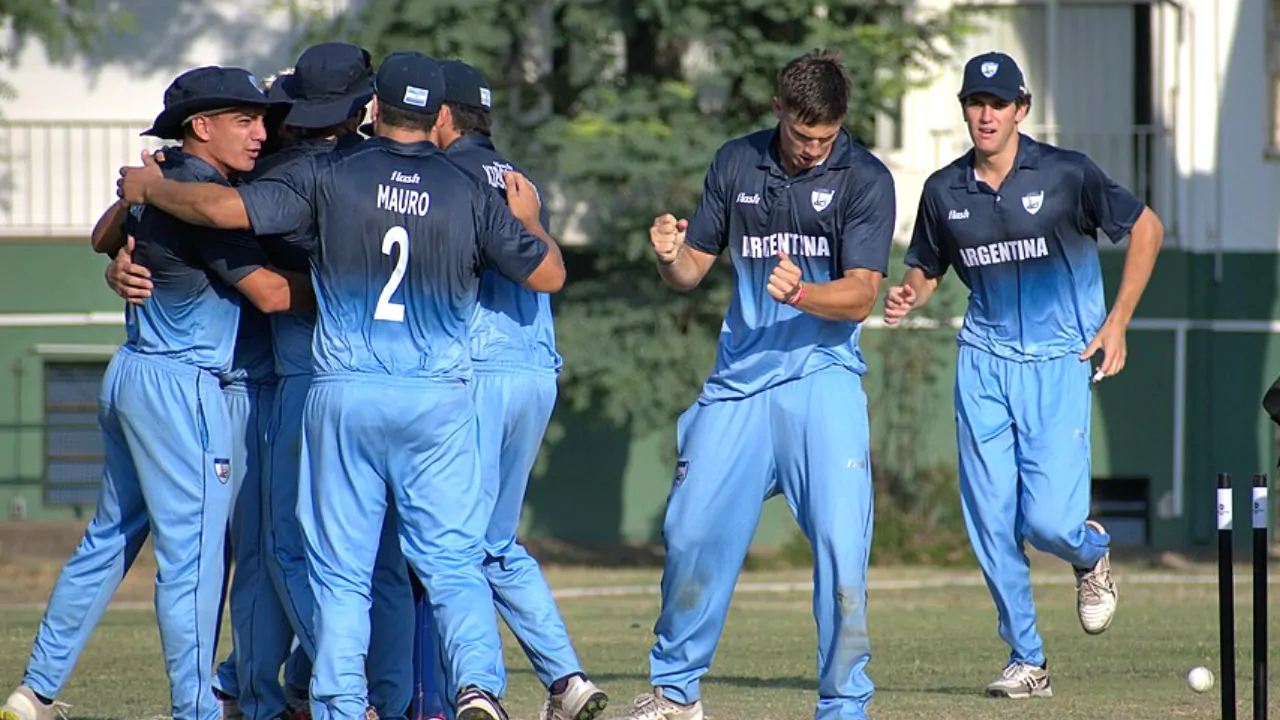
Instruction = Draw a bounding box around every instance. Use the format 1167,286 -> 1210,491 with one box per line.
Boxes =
1078,156 -> 1144,243
683,150 -> 731,256
239,155 -> 318,237
839,167 -> 896,274
192,227 -> 269,286
904,190 -> 949,278
476,188 -> 549,284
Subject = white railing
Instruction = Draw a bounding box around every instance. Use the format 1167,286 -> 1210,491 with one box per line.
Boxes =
0,120 -> 163,238
927,124 -> 1178,242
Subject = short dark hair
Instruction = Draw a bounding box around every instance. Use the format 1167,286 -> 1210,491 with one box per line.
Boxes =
777,49 -> 851,126
378,103 -> 438,133
446,103 -> 492,137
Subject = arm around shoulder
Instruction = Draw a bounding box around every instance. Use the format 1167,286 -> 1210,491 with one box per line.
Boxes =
234,267 -> 314,314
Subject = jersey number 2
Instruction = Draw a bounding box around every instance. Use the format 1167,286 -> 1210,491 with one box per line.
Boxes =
375,226 -> 408,322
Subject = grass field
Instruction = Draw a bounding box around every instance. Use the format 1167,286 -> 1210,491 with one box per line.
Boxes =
0,558 -> 1276,720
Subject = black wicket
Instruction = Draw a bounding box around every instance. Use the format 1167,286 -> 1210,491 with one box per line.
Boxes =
1252,473 -> 1268,720
1217,471 -> 1271,720
1219,472 -> 1237,720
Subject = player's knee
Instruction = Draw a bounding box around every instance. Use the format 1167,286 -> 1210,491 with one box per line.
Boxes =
1020,506 -> 1075,554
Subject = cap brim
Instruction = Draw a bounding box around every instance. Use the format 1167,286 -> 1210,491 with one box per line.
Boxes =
141,95 -> 284,139
958,85 -> 1021,102
282,88 -> 373,129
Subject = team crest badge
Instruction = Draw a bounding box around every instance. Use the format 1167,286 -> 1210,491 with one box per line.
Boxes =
214,458 -> 231,483
981,61 -> 999,78
1021,191 -> 1044,215
673,460 -> 689,488
811,188 -> 835,212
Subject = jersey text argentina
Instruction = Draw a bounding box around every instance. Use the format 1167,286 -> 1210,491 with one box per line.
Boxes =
444,135 -> 561,373
905,135 -> 1144,362
124,150 -> 267,373
684,128 -> 895,401
237,137 -> 549,379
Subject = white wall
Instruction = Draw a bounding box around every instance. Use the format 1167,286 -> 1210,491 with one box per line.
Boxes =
1184,0 -> 1280,253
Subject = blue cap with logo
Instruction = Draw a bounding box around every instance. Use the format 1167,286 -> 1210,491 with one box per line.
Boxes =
440,60 -> 493,111
958,51 -> 1028,103
374,51 -> 446,114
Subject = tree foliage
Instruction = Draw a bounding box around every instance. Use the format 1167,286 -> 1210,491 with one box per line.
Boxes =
0,0 -> 134,102
305,0 -> 970,438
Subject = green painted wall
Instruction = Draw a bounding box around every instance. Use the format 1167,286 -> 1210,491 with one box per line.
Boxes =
0,241 -> 1277,551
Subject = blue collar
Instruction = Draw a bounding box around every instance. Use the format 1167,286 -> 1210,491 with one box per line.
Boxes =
445,134 -> 498,154
953,132 -> 1041,192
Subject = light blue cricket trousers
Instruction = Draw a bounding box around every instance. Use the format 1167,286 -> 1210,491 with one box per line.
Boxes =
298,375 -> 501,720
415,369 -> 581,716
214,382 -> 300,720
23,348 -> 233,720
650,367 -> 876,720
268,373 -> 414,719
954,346 -> 1111,667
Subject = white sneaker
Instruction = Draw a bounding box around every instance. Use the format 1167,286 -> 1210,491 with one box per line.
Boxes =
0,687 -> 69,720
1075,520 -> 1119,635
985,662 -> 1052,699
606,689 -> 703,720
540,676 -> 608,720
455,688 -> 507,720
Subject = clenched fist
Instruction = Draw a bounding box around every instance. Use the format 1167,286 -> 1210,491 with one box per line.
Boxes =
767,250 -> 804,305
883,284 -> 917,325
650,213 -> 687,265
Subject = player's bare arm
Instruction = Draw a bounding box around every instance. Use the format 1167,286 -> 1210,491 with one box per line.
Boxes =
118,151 -> 250,229
650,213 -> 717,292
91,200 -> 130,255
767,251 -> 881,322
1080,205 -> 1164,379
104,237 -> 153,306
503,170 -> 566,293
884,267 -> 943,325
235,267 -> 315,314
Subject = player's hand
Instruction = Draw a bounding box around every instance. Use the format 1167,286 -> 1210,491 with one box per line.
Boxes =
117,149 -> 163,205
767,250 -> 804,305
105,236 -> 153,306
1080,318 -> 1127,381
883,284 -> 917,325
650,213 -> 686,265
503,170 -> 543,230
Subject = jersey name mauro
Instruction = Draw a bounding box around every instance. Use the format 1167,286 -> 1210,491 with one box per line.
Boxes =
740,232 -> 831,259
959,236 -> 1049,268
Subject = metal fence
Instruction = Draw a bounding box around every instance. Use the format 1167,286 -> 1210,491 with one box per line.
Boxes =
0,120 -> 161,238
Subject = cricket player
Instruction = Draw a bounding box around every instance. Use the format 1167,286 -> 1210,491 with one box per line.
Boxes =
610,50 -> 895,720
883,51 -> 1163,698
405,59 -> 608,720
1,66 -> 309,720
115,51 -> 567,720
102,44 -> 415,720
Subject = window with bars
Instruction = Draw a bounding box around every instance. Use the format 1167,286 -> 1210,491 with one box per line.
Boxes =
43,362 -> 106,507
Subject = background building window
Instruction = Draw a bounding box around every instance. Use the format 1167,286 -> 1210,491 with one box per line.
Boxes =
43,361 -> 107,507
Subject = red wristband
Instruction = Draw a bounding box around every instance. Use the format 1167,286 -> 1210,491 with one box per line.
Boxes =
786,282 -> 806,307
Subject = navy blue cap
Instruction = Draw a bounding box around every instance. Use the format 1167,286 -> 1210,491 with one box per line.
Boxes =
374,51 -> 446,114
142,66 -> 282,140
441,60 -> 492,111
958,52 -> 1028,103
277,42 -> 374,129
